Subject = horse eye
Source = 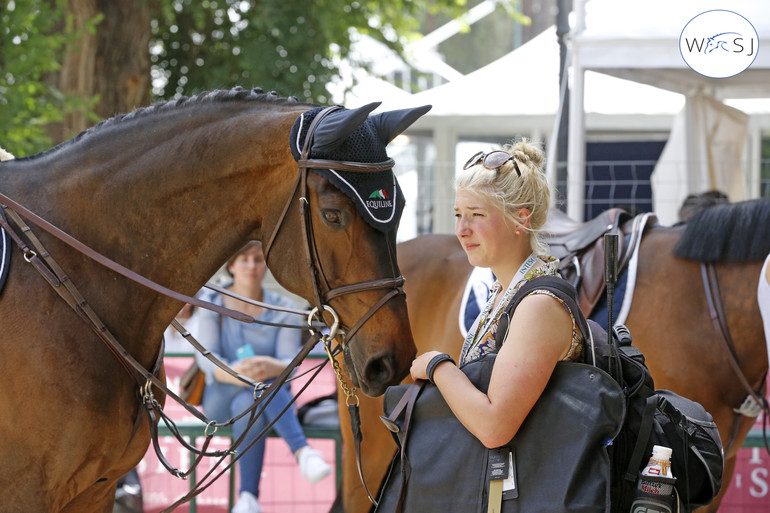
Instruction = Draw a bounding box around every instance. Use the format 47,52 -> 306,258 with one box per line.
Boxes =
322,210 -> 342,224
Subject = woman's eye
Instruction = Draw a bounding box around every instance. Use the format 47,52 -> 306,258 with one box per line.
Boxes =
323,210 -> 342,224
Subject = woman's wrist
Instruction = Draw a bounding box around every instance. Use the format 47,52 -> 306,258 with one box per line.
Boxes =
426,353 -> 455,385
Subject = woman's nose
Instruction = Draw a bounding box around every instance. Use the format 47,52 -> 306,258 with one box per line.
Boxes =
456,217 -> 470,237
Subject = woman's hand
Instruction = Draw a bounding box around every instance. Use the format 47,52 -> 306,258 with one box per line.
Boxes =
410,351 -> 448,381
237,355 -> 286,382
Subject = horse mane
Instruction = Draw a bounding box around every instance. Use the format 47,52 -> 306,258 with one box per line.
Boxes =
673,198 -> 770,262
13,87 -> 314,162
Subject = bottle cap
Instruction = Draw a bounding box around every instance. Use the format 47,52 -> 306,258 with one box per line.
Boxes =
652,445 -> 673,461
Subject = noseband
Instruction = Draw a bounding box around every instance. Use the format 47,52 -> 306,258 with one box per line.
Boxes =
263,105 -> 406,346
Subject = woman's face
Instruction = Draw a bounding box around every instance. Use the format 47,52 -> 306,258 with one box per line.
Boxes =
454,189 -> 518,270
228,246 -> 268,285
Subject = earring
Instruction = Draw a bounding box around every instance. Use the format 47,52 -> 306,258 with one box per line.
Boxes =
515,230 -> 521,236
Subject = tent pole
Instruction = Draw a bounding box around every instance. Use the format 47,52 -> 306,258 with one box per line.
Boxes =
567,0 -> 587,221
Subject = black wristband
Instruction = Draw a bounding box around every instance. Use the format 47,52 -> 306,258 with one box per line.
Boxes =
426,353 -> 455,385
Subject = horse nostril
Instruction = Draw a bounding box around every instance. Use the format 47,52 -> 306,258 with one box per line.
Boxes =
364,353 -> 397,387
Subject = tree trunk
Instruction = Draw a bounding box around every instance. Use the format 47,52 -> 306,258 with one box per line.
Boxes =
93,0 -> 152,119
50,0 -> 151,144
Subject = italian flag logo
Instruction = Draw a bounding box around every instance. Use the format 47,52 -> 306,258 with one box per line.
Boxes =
369,189 -> 390,200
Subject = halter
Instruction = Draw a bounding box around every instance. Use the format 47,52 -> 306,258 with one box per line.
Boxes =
263,105 -> 405,348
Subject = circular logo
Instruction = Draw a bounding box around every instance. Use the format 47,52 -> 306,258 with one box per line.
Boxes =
679,10 -> 758,78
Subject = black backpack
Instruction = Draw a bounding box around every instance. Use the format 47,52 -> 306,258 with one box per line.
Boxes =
504,276 -> 724,513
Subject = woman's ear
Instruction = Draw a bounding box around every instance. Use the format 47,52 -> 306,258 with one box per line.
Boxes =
517,208 -> 531,228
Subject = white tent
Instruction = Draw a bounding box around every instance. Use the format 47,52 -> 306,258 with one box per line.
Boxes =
569,0 -> 770,222
357,26 -> 686,233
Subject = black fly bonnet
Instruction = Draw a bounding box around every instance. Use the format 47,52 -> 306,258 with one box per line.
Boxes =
262,101 -> 431,345
290,103 -> 430,233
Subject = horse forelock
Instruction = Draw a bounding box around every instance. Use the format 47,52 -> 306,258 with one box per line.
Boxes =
673,198 -> 770,262
14,87 -> 315,162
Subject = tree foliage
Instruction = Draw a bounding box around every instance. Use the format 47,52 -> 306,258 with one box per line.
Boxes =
150,0 -> 469,104
1,0 -> 67,156
2,0 -> 510,155
0,0 -> 102,156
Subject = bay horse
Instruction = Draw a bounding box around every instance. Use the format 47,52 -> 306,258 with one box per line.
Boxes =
336,199 -> 770,513
0,87 -> 428,513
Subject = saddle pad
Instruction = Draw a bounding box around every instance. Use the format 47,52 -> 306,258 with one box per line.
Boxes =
759,255 -> 770,375
0,216 -> 10,297
458,266 -> 495,338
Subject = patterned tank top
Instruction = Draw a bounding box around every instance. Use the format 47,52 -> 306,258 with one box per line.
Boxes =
459,256 -> 583,366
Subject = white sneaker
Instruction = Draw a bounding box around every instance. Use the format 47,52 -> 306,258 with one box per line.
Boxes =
296,445 -> 332,484
232,491 -> 261,513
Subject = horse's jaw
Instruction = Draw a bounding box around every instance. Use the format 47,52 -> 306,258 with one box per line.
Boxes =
341,332 -> 415,397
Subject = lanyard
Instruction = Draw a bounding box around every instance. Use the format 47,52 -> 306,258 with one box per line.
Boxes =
461,253 -> 538,362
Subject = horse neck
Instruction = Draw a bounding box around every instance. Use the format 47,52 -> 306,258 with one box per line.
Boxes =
2,100 -> 308,358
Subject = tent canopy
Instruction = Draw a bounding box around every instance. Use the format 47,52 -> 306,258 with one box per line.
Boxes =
567,0 -> 770,221
385,25 -> 684,122
575,0 -> 770,99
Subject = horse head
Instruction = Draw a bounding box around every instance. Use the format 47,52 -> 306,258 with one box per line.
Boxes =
705,32 -> 740,54
264,101 -> 431,396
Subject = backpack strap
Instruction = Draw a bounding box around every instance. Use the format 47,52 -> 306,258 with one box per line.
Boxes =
624,394 -> 658,483
498,275 -> 591,354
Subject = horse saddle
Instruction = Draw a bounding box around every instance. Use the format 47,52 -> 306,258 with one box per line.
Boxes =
544,208 -> 652,316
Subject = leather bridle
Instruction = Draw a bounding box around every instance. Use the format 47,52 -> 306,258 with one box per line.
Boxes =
0,105 -> 409,506
262,105 -> 407,505
264,105 -> 406,352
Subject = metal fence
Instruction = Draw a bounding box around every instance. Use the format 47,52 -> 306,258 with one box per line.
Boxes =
396,155 -> 770,240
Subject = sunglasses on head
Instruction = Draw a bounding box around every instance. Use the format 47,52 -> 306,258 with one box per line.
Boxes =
463,150 -> 521,176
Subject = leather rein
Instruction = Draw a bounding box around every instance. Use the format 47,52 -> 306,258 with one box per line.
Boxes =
700,262 -> 770,454
0,106 -> 407,505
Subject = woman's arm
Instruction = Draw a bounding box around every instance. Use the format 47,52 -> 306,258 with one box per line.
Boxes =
241,313 -> 302,382
411,293 -> 573,448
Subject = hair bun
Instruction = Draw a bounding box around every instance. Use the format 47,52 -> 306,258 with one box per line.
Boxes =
508,139 -> 544,170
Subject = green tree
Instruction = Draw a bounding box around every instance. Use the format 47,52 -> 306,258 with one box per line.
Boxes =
0,0 -> 104,156
150,0 -> 470,104
1,0 -> 520,156
1,0 -> 67,156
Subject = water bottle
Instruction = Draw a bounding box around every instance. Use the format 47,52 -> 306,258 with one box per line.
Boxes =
630,445 -> 677,513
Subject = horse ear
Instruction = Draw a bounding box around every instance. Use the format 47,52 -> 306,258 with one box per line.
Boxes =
371,105 -> 432,145
311,102 -> 382,153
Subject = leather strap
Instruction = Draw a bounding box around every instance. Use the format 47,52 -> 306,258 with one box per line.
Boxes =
624,394 -> 658,483
701,263 -> 766,410
0,194 -> 256,324
701,262 -> 769,456
395,381 -> 425,513
376,381 -> 425,510
297,157 -> 395,173
349,401 -> 380,506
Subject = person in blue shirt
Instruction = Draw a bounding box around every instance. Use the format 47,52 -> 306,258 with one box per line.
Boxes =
195,241 -> 331,513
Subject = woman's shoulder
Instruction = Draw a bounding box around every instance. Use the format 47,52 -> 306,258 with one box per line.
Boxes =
263,288 -> 297,310
195,284 -> 227,309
